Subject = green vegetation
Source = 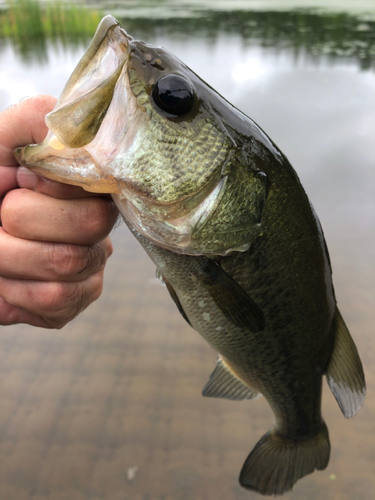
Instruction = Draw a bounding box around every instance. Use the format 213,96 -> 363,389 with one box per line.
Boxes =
0,0 -> 103,62
0,1 -> 374,69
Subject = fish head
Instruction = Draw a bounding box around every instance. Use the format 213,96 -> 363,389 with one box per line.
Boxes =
15,16 -> 267,255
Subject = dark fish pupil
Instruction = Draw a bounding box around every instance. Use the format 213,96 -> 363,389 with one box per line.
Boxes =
153,74 -> 195,117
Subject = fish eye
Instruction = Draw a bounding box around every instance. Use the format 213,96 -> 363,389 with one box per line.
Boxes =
152,74 -> 195,117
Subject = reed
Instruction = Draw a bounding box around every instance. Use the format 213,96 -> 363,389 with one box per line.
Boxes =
1,0 -> 103,37
0,0 -> 103,61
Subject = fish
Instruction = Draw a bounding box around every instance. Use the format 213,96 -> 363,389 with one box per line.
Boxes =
14,15 -> 366,496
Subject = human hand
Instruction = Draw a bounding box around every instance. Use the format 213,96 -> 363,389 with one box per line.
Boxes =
0,95 -> 119,328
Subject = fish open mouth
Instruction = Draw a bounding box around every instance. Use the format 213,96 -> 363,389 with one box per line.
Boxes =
46,16 -> 131,149
13,15 -> 247,255
14,15 -> 136,193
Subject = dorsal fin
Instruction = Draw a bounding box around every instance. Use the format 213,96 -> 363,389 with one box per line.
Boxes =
202,356 -> 260,401
325,307 -> 366,418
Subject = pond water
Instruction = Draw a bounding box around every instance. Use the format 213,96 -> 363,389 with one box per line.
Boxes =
0,1 -> 374,499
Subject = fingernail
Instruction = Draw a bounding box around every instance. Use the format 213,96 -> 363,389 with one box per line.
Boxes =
17,166 -> 38,189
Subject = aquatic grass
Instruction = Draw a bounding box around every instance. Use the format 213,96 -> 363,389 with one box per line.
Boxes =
1,1 -> 374,69
1,0 -> 103,38
0,0 -> 103,62
45,1 -> 103,39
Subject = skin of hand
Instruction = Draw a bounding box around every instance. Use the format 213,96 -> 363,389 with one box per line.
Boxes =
0,95 -> 119,328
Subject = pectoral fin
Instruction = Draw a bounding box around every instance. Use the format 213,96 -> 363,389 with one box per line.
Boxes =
202,356 -> 260,400
162,274 -> 192,327
325,307 -> 366,418
193,258 -> 264,332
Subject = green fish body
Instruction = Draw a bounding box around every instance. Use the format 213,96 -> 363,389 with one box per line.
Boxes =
14,16 -> 366,496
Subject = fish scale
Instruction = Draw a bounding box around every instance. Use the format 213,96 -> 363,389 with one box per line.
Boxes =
126,114 -> 229,202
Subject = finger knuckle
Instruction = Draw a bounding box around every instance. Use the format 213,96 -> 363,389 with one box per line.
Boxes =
104,237 -> 114,258
48,244 -> 83,278
90,272 -> 104,303
63,284 -> 91,319
43,282 -> 71,313
48,244 -> 106,279
79,199 -> 118,240
81,245 -> 106,277
44,282 -> 91,322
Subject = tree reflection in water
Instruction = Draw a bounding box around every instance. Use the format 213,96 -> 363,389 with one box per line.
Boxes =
1,1 -> 374,70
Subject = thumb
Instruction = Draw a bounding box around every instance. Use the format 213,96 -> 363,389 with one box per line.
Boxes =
0,95 -> 57,167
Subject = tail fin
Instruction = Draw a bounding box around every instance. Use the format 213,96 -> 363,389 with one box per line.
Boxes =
239,422 -> 330,496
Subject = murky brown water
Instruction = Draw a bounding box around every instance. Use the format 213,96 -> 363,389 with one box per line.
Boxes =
1,2 -> 375,499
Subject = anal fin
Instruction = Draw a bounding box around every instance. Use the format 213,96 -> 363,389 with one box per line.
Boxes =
325,307 -> 366,418
202,356 -> 260,401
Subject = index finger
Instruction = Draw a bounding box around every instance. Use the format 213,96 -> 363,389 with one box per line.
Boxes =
16,166 -> 106,200
0,95 -> 56,167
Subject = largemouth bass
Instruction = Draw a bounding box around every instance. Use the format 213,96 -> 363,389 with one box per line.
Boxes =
14,16 -> 366,496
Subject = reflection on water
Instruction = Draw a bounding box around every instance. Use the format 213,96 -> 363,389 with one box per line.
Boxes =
1,1 -> 375,68
0,1 -> 374,499
121,9 -> 375,70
